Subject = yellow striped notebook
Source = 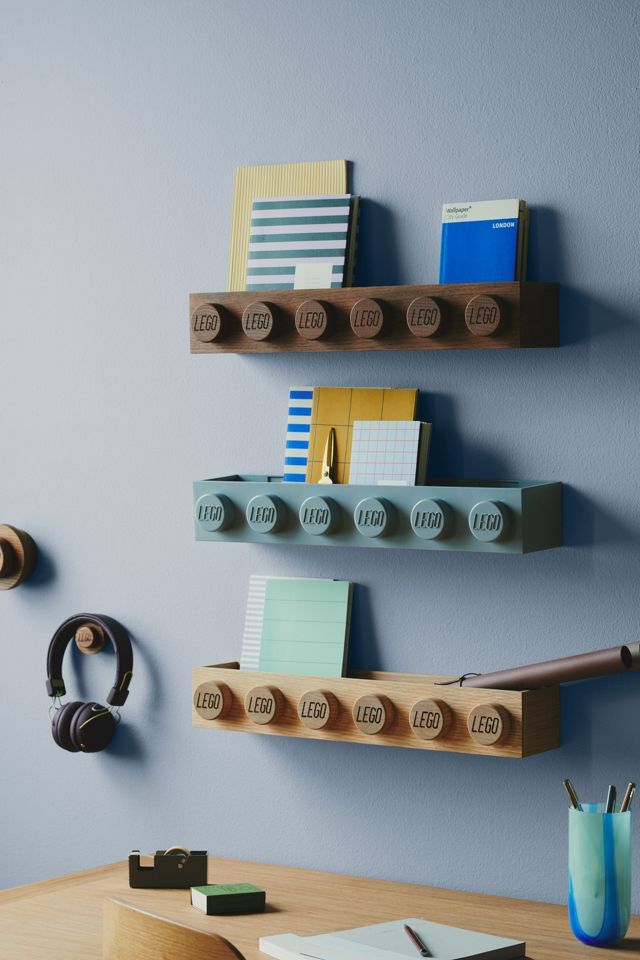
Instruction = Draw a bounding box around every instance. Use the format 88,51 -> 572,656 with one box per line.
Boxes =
228,160 -> 348,291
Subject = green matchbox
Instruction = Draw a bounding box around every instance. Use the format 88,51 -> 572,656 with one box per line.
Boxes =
191,882 -> 266,915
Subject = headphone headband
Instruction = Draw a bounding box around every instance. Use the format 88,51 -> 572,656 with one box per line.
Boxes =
46,614 -> 133,707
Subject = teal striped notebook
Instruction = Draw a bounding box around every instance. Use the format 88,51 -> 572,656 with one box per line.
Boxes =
246,195 -> 358,291
258,578 -> 353,677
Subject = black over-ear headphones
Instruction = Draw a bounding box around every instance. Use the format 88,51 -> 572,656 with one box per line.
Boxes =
46,614 -> 133,753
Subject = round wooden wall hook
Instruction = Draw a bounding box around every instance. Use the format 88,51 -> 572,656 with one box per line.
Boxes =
75,622 -> 107,655
0,524 -> 37,590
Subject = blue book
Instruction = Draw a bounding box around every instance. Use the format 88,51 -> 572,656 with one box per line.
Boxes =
439,199 -> 525,284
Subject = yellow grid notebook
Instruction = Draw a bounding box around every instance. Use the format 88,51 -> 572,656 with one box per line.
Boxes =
305,388 -> 418,484
228,160 -> 348,291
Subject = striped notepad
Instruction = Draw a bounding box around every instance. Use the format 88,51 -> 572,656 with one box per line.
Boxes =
258,578 -> 352,678
228,161 -> 348,292
283,386 -> 313,482
246,195 -> 355,291
240,576 -> 351,674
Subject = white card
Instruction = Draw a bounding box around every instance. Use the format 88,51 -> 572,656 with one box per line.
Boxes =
294,262 -> 334,289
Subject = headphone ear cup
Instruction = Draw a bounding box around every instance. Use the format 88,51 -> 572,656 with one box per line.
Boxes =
70,702 -> 116,753
51,701 -> 84,752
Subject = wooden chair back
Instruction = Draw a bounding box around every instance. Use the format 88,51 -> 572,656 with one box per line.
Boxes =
103,897 -> 247,960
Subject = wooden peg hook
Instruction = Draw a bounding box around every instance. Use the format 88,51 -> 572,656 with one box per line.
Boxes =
0,525 -> 37,590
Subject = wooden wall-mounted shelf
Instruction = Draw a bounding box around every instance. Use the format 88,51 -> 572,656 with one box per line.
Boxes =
192,663 -> 560,758
189,282 -> 558,354
194,476 -> 563,554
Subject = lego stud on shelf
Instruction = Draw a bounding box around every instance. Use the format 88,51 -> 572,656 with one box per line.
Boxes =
409,698 -> 451,740
295,300 -> 330,340
406,296 -> 442,338
350,298 -> 385,339
467,703 -> 510,745
465,295 -> 501,336
245,685 -> 284,725
191,303 -> 225,343
297,689 -> 338,730
242,302 -> 275,340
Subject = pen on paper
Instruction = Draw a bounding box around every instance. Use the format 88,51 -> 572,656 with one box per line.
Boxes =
404,923 -> 431,958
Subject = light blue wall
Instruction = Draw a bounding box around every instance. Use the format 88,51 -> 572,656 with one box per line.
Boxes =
2,0 -> 639,906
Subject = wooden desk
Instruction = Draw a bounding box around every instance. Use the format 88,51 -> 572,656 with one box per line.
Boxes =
1,857 -> 638,960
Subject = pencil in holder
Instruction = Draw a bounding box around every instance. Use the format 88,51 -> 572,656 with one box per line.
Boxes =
568,804 -> 631,946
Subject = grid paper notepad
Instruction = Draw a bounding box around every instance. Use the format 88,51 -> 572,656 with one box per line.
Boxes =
305,387 -> 419,484
348,420 -> 432,486
258,578 -> 352,678
246,195 -> 354,291
227,161 -> 348,292
283,386 -> 314,482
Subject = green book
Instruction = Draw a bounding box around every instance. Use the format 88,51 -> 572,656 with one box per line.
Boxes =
258,578 -> 353,678
191,883 -> 266,915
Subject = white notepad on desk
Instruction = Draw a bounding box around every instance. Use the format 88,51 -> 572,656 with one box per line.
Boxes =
260,918 -> 525,960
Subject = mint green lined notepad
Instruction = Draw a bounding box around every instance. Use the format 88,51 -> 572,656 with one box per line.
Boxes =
258,578 -> 352,677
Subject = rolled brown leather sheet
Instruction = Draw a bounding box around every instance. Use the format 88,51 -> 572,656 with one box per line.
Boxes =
460,642 -> 640,690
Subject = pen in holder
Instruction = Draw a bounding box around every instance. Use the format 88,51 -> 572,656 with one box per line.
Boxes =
568,804 -> 631,946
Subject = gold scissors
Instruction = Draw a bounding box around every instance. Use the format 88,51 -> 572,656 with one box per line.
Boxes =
318,427 -> 336,484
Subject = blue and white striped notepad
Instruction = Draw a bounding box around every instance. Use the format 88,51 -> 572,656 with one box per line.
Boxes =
283,386 -> 314,482
246,195 -> 353,290
258,578 -> 353,678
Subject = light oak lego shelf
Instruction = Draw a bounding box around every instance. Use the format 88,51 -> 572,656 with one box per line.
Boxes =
189,282 -> 558,354
192,663 -> 561,758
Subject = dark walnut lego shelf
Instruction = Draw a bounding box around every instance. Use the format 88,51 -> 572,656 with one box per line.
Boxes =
192,663 -> 561,758
189,282 -> 558,354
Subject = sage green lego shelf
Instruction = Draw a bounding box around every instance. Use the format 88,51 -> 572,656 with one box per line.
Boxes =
193,476 -> 562,554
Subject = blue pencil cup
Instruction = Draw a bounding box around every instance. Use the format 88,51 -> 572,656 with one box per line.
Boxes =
568,804 -> 631,946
